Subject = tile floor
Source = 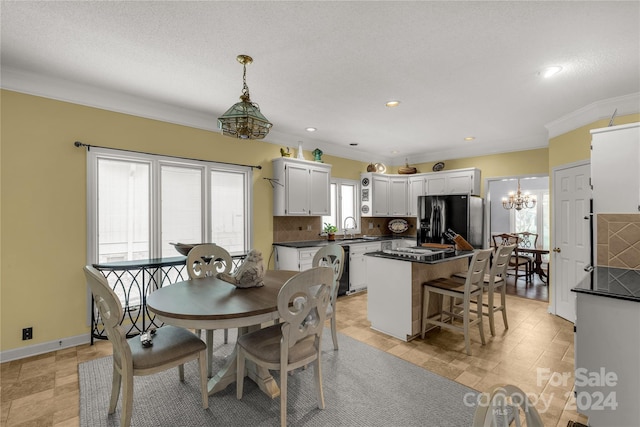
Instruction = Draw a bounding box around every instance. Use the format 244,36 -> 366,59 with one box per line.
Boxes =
1,292 -> 588,427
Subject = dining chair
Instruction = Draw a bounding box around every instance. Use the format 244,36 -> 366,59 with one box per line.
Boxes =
84,266 -> 208,427
236,266 -> 333,427
492,233 -> 531,284
421,248 -> 492,355
515,231 -> 538,278
312,244 -> 345,350
472,384 -> 544,427
474,244 -> 517,336
186,243 -> 233,376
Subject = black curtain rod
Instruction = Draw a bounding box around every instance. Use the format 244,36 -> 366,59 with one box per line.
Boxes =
73,141 -> 262,170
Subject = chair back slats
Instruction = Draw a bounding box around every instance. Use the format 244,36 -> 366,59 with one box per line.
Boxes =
491,244 -> 517,281
277,266 -> 333,349
186,244 -> 233,279
465,248 -> 493,291
515,232 -> 538,249
492,233 -> 519,248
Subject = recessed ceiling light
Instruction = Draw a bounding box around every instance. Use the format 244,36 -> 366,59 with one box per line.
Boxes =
464,136 -> 475,141
385,101 -> 400,108
305,127 -> 317,132
391,150 -> 399,154
540,66 -> 563,78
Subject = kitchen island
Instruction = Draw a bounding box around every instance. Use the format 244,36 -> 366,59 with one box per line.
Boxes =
365,248 -> 473,341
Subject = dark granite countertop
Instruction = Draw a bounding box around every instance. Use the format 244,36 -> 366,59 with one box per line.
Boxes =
572,266 -> 640,303
273,235 -> 416,248
365,249 -> 474,265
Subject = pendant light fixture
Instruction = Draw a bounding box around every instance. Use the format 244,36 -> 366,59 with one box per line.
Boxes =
217,55 -> 272,139
502,179 -> 536,211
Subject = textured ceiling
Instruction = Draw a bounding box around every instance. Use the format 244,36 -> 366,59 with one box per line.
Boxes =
1,1 -> 639,165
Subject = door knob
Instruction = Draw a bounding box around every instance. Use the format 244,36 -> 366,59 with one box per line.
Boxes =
552,248 -> 561,253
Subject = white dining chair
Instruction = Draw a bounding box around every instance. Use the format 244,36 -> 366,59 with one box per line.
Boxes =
84,266 -> 208,427
186,244 -> 234,376
236,266 -> 333,427
312,244 -> 345,350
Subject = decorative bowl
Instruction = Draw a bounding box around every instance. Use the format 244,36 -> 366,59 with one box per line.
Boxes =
170,242 -> 201,256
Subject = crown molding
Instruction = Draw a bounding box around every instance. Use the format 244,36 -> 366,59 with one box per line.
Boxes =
1,67 -> 217,132
545,92 -> 640,138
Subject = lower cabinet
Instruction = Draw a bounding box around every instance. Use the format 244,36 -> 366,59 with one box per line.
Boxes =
348,242 -> 381,293
575,292 -> 640,426
273,246 -> 320,271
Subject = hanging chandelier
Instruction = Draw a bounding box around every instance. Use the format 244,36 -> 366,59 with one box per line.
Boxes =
502,179 -> 536,210
217,55 -> 272,139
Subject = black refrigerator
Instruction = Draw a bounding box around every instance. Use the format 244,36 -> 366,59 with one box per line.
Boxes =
417,194 -> 483,248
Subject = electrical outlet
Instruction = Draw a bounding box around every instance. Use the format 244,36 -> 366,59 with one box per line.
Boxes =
307,225 -> 312,231
369,222 -> 373,229
22,327 -> 33,340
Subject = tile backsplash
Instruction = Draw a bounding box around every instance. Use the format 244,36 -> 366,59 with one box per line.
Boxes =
273,216 -> 417,243
596,213 -> 640,270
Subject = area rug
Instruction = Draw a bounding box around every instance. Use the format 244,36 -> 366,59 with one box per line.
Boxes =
80,330 -> 479,426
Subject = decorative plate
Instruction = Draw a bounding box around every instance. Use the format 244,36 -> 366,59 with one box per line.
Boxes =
388,219 -> 409,234
433,161 -> 445,172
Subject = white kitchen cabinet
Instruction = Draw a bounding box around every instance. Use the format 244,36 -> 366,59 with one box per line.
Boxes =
371,175 -> 390,216
590,123 -> 640,213
272,157 -> 332,216
407,176 -> 425,216
361,173 -> 407,217
389,177 -> 408,215
348,242 -> 381,293
424,174 -> 447,195
575,291 -> 640,426
425,168 -> 480,196
273,245 -> 320,271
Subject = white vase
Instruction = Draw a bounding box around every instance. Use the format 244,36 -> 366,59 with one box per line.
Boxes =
297,141 -> 304,160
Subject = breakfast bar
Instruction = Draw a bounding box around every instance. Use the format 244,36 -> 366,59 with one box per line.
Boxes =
365,248 -> 473,341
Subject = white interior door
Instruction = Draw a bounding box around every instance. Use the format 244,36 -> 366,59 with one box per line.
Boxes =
551,162 -> 591,322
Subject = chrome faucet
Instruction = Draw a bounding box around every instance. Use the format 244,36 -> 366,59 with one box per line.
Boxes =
343,216 -> 357,239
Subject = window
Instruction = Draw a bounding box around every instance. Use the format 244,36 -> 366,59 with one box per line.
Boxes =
88,148 -> 252,264
511,189 -> 549,250
323,178 -> 360,234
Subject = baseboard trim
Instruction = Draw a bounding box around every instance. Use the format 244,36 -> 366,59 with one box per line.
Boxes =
0,334 -> 91,363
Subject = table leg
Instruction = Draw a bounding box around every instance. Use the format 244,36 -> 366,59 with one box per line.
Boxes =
534,253 -> 548,283
206,325 -> 281,398
206,330 -> 214,378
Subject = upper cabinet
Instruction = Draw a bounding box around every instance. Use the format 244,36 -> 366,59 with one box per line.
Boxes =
361,173 -> 408,216
363,168 -> 480,217
425,168 -> 481,196
591,123 -> 640,213
272,157 -> 332,216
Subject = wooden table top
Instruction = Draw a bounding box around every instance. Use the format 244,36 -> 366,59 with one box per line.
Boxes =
147,270 -> 298,321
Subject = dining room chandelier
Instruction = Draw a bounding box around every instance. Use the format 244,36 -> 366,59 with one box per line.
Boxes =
502,179 -> 536,210
217,55 -> 272,140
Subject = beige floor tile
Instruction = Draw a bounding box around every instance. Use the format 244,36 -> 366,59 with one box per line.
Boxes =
0,289 -> 587,427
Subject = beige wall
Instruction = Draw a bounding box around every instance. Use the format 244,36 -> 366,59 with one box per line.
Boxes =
0,90 -> 369,352
1,89 -> 637,354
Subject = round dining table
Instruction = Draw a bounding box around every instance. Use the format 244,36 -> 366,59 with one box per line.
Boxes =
147,269 -> 298,397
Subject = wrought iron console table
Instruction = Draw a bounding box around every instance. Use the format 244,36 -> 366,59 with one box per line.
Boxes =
91,254 -> 246,343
